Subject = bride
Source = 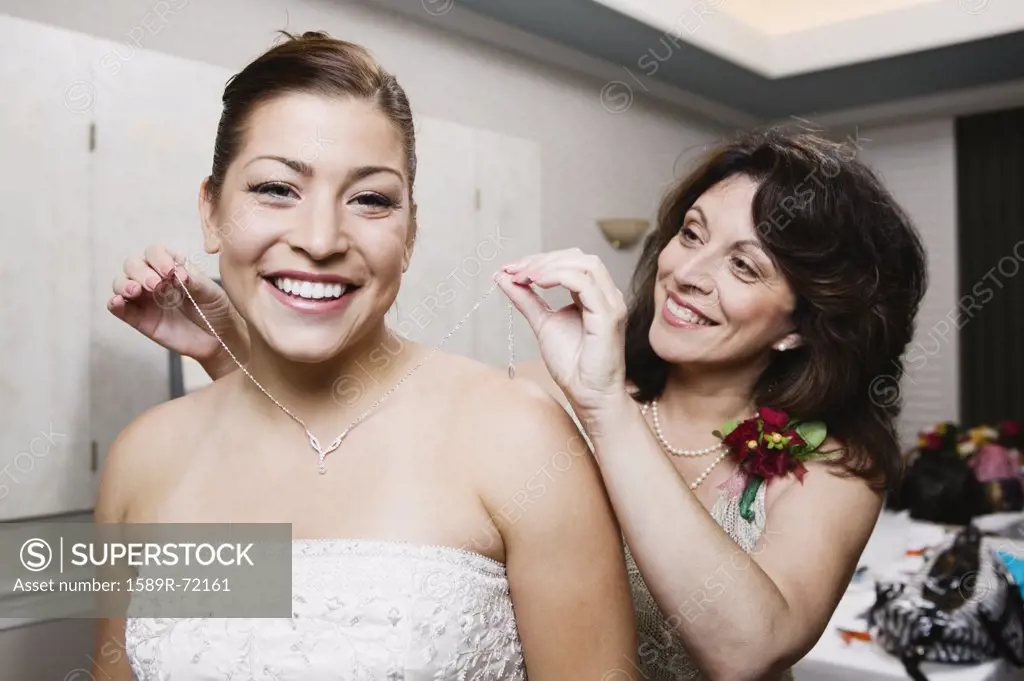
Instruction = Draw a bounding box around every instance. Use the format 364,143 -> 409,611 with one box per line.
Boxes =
92,32 -> 637,680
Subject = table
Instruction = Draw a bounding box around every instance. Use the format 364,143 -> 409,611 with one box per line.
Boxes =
792,511 -> 1024,681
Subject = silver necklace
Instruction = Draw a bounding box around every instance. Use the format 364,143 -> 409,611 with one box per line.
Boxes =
640,399 -> 754,491
173,271 -> 516,474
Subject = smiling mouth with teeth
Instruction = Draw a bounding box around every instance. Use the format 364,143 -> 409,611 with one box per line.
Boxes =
271,277 -> 351,301
665,297 -> 716,327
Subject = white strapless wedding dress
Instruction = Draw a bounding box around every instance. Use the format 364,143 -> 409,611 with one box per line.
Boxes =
125,539 -> 525,680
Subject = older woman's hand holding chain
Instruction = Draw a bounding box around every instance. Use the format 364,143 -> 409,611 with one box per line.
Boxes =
496,248 -> 630,428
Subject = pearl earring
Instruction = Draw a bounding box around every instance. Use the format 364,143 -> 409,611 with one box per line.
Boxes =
775,341 -> 787,351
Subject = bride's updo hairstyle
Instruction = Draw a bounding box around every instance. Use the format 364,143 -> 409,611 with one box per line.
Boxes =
625,128 -> 928,491
205,31 -> 417,210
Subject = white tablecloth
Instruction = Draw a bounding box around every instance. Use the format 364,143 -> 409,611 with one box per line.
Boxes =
792,511 -> 1024,681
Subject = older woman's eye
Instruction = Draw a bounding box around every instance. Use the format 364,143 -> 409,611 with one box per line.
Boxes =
732,257 -> 759,278
678,226 -> 701,244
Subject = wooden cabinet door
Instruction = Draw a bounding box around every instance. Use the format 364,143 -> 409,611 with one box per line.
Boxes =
0,15 -> 95,520
89,39 -> 228,475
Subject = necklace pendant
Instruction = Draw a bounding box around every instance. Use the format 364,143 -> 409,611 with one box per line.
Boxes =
308,429 -> 347,474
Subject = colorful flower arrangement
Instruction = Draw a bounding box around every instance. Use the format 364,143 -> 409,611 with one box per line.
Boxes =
713,407 -> 830,521
912,420 -> 1024,509
916,420 -> 1023,458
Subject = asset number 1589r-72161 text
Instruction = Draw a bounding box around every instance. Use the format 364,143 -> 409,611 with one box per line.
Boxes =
127,577 -> 230,592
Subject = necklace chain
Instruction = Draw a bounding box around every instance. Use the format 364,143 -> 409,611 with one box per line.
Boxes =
640,398 -> 755,491
173,270 -> 514,474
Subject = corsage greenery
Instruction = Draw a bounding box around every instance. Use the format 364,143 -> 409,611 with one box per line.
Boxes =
712,407 -> 829,522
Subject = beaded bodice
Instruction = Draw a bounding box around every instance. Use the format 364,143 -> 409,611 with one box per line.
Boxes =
125,539 -> 524,680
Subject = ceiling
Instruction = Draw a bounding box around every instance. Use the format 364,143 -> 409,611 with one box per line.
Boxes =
716,0 -> 939,36
447,0 -> 1024,123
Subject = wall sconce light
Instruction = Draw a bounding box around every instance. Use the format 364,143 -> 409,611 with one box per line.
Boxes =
597,218 -> 650,250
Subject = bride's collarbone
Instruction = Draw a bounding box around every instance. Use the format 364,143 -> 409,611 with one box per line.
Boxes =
145,429 -> 496,537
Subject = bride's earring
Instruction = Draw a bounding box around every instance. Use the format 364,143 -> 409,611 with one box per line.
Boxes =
507,298 -> 516,379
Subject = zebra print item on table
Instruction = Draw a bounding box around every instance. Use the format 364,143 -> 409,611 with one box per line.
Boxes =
867,525 -> 1024,681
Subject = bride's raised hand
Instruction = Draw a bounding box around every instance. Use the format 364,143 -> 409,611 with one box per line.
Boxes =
107,245 -> 247,378
497,248 -> 628,415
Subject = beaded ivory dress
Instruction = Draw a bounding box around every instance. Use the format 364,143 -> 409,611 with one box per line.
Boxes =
569,406 -> 794,681
125,538 -> 524,680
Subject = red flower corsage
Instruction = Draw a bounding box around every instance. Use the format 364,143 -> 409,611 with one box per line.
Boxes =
713,407 -> 828,521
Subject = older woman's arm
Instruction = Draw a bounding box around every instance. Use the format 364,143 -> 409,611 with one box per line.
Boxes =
588,395 -> 880,681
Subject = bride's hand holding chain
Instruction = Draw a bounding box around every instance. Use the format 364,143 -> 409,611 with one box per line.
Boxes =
497,248 -> 629,418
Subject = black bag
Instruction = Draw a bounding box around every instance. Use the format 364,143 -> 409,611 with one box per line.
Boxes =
867,524 -> 1024,681
887,450 -> 988,525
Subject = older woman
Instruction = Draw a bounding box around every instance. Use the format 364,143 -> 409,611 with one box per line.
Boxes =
500,131 -> 926,680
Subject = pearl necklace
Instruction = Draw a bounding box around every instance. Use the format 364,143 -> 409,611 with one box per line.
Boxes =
641,400 -> 726,457
640,399 -> 755,491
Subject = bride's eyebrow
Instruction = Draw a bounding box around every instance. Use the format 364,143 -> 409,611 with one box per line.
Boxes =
244,156 -> 405,185
246,155 -> 314,177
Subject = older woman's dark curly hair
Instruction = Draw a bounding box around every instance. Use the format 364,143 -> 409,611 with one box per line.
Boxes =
625,128 -> 928,489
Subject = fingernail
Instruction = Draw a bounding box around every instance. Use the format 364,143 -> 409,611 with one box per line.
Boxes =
126,283 -> 139,296
144,275 -> 160,290
503,261 -> 522,273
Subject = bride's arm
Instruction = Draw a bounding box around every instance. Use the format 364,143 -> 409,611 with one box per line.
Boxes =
475,378 -> 638,681
91,423 -> 148,680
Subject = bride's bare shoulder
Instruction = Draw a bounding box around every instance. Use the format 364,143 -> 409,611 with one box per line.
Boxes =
439,353 -> 583,454
429,351 -> 566,404
94,386 -> 219,523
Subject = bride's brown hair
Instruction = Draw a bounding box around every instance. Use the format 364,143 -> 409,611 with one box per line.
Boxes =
205,31 -> 417,210
625,129 -> 928,490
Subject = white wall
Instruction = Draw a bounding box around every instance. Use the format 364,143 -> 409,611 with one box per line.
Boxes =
859,118 -> 960,446
0,0 -> 720,290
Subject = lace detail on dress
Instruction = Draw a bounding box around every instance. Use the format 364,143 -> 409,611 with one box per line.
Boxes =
125,539 -> 525,681
625,471 -> 793,681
